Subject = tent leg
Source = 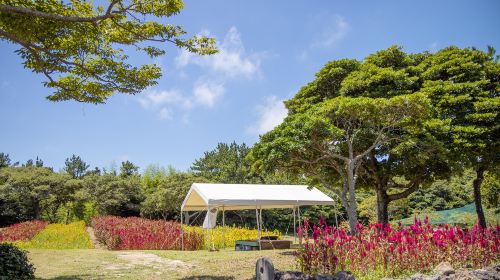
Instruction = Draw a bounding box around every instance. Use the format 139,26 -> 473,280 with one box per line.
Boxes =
293,206 -> 296,244
256,206 -> 261,250
222,207 -> 225,249
297,206 -> 302,245
180,209 -> 184,251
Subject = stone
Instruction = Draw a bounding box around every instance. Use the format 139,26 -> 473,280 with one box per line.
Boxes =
434,262 -> 455,276
471,265 -> 500,280
332,271 -> 355,280
274,271 -> 314,280
256,257 -> 275,280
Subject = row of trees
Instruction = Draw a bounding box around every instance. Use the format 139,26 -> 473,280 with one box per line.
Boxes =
1,139 -> 496,230
249,46 -> 499,233
0,144 -> 296,229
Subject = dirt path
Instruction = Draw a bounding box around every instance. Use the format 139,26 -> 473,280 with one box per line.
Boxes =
86,226 -> 106,249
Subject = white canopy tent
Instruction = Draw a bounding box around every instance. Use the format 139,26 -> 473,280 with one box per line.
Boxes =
180,183 -> 335,250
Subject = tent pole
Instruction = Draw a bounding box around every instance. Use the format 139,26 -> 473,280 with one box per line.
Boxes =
293,206 -> 296,244
207,207 -> 211,251
256,206 -> 261,250
180,208 -> 184,251
297,206 -> 302,245
222,207 -> 225,249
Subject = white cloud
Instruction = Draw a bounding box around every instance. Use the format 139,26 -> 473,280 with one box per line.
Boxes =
158,107 -> 173,120
313,15 -> 348,48
193,82 -> 225,108
297,14 -> 349,61
248,96 -> 288,135
137,89 -> 186,109
175,26 -> 260,79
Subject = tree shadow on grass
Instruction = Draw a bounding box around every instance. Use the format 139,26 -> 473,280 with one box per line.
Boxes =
39,275 -> 88,280
179,276 -> 235,280
278,251 -> 295,256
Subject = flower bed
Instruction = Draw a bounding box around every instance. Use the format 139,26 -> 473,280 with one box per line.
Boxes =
92,216 -> 282,250
92,216 -> 204,250
0,221 -> 48,242
295,217 -> 499,279
15,221 -> 93,249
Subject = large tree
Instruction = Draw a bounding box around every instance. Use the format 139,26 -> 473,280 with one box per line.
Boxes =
338,47 -> 453,226
0,0 -> 216,103
63,154 -> 89,179
249,93 -> 431,233
420,46 -> 500,228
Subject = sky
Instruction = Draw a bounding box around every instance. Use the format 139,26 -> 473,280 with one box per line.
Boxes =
1,0 -> 499,172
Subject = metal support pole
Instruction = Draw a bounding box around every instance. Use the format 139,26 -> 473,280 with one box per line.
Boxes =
207,207 -> 211,251
259,207 -> 263,232
222,207 -> 225,249
298,206 -> 301,228
293,206 -> 296,244
180,209 -> 184,251
256,206 -> 261,250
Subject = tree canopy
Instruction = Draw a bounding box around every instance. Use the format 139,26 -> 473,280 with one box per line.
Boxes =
249,45 -> 499,231
0,0 -> 217,103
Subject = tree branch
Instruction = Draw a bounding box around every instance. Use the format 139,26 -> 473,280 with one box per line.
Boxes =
0,1 -> 121,23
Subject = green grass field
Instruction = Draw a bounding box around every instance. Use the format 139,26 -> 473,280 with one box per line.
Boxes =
27,248 -> 296,280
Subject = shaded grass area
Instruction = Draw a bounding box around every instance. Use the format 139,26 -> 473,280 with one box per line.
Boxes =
27,248 -> 296,280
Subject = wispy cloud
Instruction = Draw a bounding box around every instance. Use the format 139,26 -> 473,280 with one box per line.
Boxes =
176,26 -> 260,80
297,14 -> 349,61
248,96 -> 288,135
193,81 -> 225,108
312,15 -> 349,49
138,27 -> 261,121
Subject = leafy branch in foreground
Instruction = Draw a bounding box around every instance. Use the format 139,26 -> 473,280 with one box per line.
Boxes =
0,0 -> 217,103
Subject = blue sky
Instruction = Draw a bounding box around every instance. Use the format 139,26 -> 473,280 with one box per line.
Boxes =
1,0 -> 499,172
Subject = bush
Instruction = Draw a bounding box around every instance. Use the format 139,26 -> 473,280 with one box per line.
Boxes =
0,221 -> 48,242
92,216 -> 203,250
0,243 -> 35,280
15,221 -> 93,249
296,217 -> 499,279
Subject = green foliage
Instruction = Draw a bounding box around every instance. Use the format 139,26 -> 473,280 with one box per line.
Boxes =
83,173 -> 142,217
0,243 -> 35,280
191,142 -> 262,184
63,154 -> 89,179
140,168 -> 207,220
0,152 -> 11,168
0,0 -> 217,103
120,160 -> 139,178
0,166 -> 71,225
482,171 -> 499,211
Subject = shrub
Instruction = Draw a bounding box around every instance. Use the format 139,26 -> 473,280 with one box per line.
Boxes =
295,217 -> 499,279
92,216 -> 204,250
0,243 -> 35,280
15,221 -> 93,249
0,221 -> 48,242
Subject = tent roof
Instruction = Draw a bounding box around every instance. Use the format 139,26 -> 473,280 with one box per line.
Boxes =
181,183 -> 335,211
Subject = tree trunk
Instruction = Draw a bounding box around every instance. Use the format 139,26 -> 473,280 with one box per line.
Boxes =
473,167 -> 487,229
376,187 -> 389,226
346,160 -> 358,234
184,212 -> 193,224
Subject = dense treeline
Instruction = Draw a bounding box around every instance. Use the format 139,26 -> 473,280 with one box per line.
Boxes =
0,142 -> 497,229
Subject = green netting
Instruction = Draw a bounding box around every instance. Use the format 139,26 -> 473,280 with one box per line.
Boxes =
397,203 -> 478,225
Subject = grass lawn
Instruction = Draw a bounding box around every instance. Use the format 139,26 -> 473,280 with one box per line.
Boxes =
27,248 -> 297,280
